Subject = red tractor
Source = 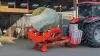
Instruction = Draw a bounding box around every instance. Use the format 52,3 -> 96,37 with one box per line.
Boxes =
27,2 -> 100,52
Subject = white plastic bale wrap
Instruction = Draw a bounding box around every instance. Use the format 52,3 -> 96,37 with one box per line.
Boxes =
69,24 -> 83,44
29,7 -> 60,32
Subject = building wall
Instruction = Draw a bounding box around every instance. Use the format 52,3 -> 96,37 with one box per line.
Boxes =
8,15 -> 31,36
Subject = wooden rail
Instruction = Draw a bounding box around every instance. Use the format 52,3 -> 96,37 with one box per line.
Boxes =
0,6 -> 30,13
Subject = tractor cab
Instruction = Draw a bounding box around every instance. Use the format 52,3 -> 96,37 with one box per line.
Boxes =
78,2 -> 100,20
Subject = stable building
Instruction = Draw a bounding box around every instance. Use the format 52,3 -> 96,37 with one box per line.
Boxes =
0,0 -> 99,37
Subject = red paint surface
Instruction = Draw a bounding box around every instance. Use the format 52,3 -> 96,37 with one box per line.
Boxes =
78,2 -> 100,5
27,27 -> 80,52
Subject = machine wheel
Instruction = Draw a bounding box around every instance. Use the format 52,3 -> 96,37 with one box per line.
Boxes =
85,21 -> 100,48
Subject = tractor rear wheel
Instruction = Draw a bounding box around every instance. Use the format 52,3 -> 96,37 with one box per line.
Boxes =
85,21 -> 100,48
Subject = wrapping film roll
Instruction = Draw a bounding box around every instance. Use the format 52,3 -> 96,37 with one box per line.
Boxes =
30,7 -> 60,32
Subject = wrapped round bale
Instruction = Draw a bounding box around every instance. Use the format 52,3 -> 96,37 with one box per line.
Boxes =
30,7 -> 60,32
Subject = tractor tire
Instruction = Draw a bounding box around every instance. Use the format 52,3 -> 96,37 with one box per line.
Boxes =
85,21 -> 100,48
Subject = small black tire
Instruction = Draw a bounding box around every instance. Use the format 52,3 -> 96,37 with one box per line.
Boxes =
85,21 -> 100,48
